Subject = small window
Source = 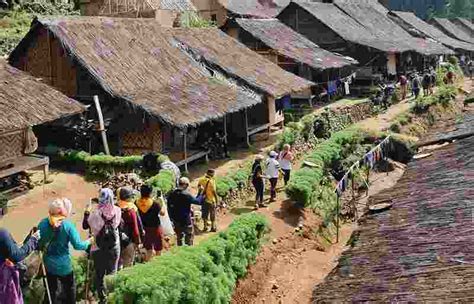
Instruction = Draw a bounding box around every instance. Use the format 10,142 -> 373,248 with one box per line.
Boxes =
211,14 -> 217,22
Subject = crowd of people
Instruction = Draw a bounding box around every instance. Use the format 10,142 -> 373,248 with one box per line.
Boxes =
0,144 -> 295,303
397,67 -> 457,101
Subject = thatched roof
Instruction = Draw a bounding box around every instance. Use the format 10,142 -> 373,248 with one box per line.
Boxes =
234,18 -> 358,71
431,18 -> 474,44
313,133 -> 474,302
217,0 -> 286,18
0,60 -> 84,133
10,17 -> 265,128
389,11 -> 474,52
148,0 -> 196,11
289,1 -> 407,53
452,17 -> 474,34
171,27 -> 314,98
333,0 -> 453,55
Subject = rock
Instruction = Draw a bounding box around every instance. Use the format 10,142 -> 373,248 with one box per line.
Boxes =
272,283 -> 279,290
272,238 -> 278,244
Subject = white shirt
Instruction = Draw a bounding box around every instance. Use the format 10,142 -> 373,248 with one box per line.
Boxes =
278,151 -> 292,170
265,158 -> 280,178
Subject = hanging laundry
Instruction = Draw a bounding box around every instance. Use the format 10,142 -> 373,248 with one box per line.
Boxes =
344,82 -> 350,95
328,81 -> 337,96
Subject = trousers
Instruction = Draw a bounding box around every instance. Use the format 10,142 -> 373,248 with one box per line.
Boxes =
44,272 -> 75,304
174,223 -> 194,246
93,247 -> 119,303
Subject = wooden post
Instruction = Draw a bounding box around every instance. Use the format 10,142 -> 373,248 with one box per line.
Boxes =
223,115 -> 228,144
351,174 -> 357,219
336,194 -> 340,243
93,95 -> 110,155
366,165 -> 370,197
43,163 -> 49,184
183,128 -> 188,173
244,109 -> 250,147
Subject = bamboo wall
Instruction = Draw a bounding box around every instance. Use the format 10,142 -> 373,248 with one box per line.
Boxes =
0,130 -> 24,165
121,122 -> 162,155
18,28 -> 77,97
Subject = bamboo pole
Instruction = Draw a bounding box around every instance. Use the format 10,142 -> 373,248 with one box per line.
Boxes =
183,128 -> 188,173
336,194 -> 340,243
93,95 -> 110,155
244,109 -> 250,147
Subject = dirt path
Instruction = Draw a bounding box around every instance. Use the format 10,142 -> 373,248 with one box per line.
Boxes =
0,172 -> 99,240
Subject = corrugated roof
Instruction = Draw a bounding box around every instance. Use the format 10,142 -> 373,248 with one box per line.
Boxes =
0,60 -> 84,133
313,132 -> 474,302
389,11 -> 474,52
333,0 -> 453,55
234,18 -> 357,70
431,18 -> 474,44
291,1 -> 409,53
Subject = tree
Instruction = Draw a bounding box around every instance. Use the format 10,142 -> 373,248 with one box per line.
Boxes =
431,0 -> 474,18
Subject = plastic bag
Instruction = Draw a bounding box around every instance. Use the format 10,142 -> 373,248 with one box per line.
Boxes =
159,202 -> 174,236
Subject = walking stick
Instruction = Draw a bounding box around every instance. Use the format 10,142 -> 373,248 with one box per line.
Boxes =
39,250 -> 53,304
84,252 -> 91,303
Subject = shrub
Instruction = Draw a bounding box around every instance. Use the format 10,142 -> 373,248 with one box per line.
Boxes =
0,193 -> 8,208
146,169 -> 176,194
57,150 -> 169,180
106,213 -> 269,303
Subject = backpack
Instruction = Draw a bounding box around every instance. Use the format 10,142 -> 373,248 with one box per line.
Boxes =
96,214 -> 118,250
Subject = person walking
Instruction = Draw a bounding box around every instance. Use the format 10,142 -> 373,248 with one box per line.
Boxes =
167,177 -> 201,246
278,144 -> 294,186
251,155 -> 265,209
117,187 -> 143,268
82,188 -> 121,304
136,184 -> 165,261
429,69 -> 437,95
0,227 -> 40,303
398,74 -> 408,100
422,71 -> 431,96
265,151 -> 280,202
198,169 -> 218,232
411,74 -> 421,99
38,198 -> 92,304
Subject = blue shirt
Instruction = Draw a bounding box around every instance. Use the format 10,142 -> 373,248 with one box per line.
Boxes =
0,228 -> 38,264
38,218 -> 90,276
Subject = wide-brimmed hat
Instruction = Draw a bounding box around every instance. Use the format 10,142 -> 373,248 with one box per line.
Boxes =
269,151 -> 278,158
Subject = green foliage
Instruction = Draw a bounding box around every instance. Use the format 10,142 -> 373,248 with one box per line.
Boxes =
410,84 -> 457,114
146,169 -> 176,194
0,192 -> 8,208
58,150 -> 170,180
0,2 -> 78,57
215,163 -> 252,198
106,213 -> 269,303
430,0 -> 473,18
0,9 -> 31,56
285,128 -> 370,209
180,11 -> 216,28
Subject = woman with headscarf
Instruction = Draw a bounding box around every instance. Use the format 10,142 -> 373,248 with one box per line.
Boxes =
117,187 -> 143,268
38,198 -> 91,304
265,151 -> 280,202
82,188 -> 121,304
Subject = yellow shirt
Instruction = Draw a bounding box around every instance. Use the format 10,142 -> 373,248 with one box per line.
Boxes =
198,175 -> 218,204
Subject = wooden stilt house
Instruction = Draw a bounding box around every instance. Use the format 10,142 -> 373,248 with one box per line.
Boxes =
9,17 -> 312,170
0,60 -> 84,183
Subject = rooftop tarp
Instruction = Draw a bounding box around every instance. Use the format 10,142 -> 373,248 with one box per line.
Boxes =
290,1 -> 406,53
11,17 -> 288,128
333,0 -> 453,55
148,0 -> 196,11
313,132 -> 474,302
389,11 -> 474,52
431,18 -> 474,44
0,60 -> 84,133
234,18 -> 358,70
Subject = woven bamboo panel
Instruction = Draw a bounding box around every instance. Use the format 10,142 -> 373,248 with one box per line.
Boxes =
121,124 -> 161,156
51,37 -> 77,97
26,29 -> 51,81
0,131 -> 24,165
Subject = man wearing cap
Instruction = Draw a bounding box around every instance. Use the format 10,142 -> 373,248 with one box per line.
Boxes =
167,177 -> 201,246
265,151 -> 280,202
198,169 -> 218,232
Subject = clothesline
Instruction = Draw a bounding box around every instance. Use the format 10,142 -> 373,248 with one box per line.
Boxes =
335,135 -> 391,197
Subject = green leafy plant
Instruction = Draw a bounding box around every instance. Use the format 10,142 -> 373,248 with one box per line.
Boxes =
106,213 -> 269,303
0,193 -> 8,209
146,169 -> 176,194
